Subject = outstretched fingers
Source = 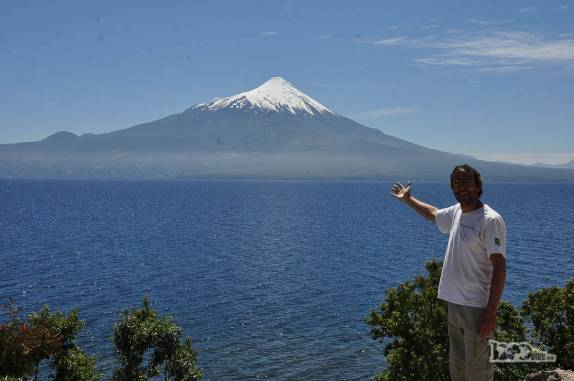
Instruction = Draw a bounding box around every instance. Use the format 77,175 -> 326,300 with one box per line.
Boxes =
390,180 -> 413,199
391,182 -> 403,192
390,181 -> 405,198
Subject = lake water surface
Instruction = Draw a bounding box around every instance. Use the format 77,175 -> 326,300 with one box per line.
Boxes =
1,180 -> 573,380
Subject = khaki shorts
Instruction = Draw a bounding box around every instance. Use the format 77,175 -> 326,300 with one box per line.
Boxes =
448,302 -> 494,381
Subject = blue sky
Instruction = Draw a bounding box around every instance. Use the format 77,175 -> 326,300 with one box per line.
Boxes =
1,0 -> 573,164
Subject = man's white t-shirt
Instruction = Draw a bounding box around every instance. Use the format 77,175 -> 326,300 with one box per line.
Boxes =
435,203 -> 506,308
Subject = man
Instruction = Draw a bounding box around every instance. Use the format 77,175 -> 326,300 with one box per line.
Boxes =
390,164 -> 506,381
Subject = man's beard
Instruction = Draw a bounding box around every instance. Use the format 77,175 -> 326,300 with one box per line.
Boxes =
455,192 -> 480,206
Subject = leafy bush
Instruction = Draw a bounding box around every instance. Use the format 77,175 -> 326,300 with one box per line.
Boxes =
366,260 -> 566,381
522,278 -> 574,370
365,260 -> 449,381
1,297 -> 201,381
0,301 -> 99,381
111,297 -> 201,381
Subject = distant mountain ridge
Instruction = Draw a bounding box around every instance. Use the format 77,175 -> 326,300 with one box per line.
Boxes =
1,77 -> 573,181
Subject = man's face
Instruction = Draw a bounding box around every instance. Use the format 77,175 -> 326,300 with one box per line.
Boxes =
451,170 -> 481,206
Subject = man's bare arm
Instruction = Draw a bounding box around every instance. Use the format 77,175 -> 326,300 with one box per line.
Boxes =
390,181 -> 438,222
479,254 -> 506,338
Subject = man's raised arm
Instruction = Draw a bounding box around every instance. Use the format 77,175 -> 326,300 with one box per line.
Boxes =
390,181 -> 439,222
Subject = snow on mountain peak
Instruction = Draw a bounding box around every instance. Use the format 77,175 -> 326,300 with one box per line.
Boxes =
194,77 -> 336,116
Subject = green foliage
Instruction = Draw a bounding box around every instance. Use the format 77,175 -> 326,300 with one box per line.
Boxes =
28,305 -> 100,381
366,260 -> 564,381
0,301 -> 99,381
1,297 -> 200,381
112,297 -> 201,381
28,306 -> 84,351
522,278 -> 574,370
112,297 -> 158,381
0,301 -> 63,379
52,347 -> 100,381
492,301 -> 549,381
167,339 -> 202,381
365,260 -> 449,381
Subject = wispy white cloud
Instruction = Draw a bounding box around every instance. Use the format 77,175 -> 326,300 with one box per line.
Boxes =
477,65 -> 533,73
466,19 -> 493,26
315,34 -> 330,40
429,32 -> 574,62
262,31 -> 279,36
357,30 -> 574,72
415,57 -> 480,66
373,37 -> 409,46
354,107 -> 418,119
422,24 -> 440,30
444,28 -> 464,35
466,19 -> 511,26
516,7 -> 539,14
516,5 -> 568,14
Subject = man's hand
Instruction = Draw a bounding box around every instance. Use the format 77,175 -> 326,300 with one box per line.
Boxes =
479,308 -> 496,338
389,180 -> 438,221
390,181 -> 412,201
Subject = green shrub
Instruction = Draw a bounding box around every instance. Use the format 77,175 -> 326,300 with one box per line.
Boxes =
111,297 -> 201,381
0,301 -> 99,381
1,297 -> 201,381
522,278 -> 574,370
366,260 -> 449,381
366,259 -> 561,381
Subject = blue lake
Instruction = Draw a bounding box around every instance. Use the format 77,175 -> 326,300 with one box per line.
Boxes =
1,180 -> 573,380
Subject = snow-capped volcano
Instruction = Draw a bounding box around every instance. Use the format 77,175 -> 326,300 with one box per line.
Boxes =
3,75 -> 573,181
193,77 -> 336,116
